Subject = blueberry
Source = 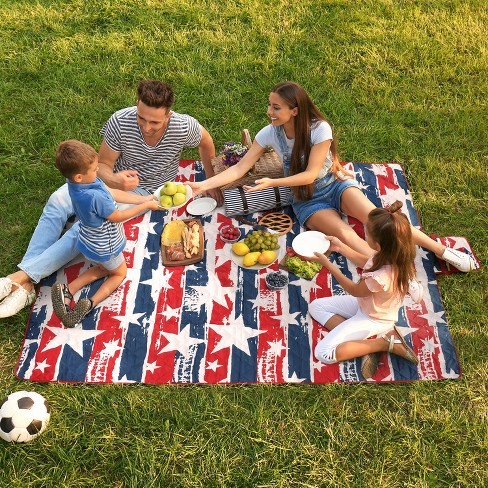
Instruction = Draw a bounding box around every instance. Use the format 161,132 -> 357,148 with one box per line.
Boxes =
266,272 -> 288,289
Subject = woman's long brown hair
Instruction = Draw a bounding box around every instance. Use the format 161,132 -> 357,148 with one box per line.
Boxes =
365,201 -> 416,298
271,82 -> 350,201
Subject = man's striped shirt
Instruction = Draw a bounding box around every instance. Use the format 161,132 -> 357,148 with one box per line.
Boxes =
100,107 -> 202,193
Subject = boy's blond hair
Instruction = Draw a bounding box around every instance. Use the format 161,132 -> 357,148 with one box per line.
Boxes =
55,140 -> 97,179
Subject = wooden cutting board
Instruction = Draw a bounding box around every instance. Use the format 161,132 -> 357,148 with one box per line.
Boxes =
161,219 -> 205,267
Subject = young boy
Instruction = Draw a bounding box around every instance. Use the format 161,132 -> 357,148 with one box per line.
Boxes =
51,140 -> 161,327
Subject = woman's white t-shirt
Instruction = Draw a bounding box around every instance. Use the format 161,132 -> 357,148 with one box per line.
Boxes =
254,120 -> 334,172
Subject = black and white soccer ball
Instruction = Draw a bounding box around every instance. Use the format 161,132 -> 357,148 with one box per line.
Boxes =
0,391 -> 50,443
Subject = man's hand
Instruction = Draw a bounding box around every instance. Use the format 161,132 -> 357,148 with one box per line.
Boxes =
111,170 -> 140,191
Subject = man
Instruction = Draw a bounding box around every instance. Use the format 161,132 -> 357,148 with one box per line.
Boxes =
0,80 -> 219,318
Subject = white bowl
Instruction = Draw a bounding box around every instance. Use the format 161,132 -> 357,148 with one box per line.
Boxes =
154,183 -> 193,210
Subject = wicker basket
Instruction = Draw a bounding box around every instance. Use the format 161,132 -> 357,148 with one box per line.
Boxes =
211,129 -> 283,190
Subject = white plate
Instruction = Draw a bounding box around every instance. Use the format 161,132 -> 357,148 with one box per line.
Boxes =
230,249 -> 283,270
291,231 -> 330,258
186,197 -> 217,216
154,184 -> 193,210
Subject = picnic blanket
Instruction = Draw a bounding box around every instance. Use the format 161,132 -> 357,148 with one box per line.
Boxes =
15,162 -> 480,384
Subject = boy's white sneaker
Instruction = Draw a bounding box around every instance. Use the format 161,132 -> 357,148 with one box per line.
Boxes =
441,248 -> 475,273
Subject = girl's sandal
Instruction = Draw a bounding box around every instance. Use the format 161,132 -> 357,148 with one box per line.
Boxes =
361,353 -> 380,379
382,325 -> 419,365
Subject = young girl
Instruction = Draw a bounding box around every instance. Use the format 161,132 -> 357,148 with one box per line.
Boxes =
188,81 -> 474,273
308,201 -> 418,379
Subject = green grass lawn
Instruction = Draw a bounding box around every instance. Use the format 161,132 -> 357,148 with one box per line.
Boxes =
0,1 -> 486,486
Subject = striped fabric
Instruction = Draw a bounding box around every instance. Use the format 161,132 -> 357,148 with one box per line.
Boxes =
100,107 -> 202,193
223,186 -> 293,216
78,219 -> 125,262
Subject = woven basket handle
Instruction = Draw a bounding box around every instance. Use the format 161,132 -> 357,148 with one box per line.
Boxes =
242,129 -> 252,147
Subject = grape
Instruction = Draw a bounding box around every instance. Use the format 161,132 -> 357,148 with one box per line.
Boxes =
243,229 -> 280,252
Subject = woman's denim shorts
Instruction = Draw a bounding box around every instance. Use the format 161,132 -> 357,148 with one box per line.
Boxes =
292,176 -> 359,227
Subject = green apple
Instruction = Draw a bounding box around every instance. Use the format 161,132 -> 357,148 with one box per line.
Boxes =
160,194 -> 173,208
176,183 -> 186,195
162,181 -> 177,196
172,192 -> 186,206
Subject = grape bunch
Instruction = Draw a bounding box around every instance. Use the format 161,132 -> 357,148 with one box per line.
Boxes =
243,230 -> 280,252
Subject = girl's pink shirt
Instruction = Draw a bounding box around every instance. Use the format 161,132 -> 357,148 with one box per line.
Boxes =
357,256 -> 404,323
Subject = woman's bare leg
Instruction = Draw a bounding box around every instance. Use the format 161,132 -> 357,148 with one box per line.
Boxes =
339,186 -> 454,257
306,208 -> 374,256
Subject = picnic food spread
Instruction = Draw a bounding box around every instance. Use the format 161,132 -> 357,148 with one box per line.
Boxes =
160,210 -> 324,276
161,219 -> 204,266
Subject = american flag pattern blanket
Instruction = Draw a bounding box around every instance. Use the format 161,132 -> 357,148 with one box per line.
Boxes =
16,161 -> 478,384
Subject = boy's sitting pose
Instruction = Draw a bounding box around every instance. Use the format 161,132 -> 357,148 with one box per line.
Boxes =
51,139 -> 160,327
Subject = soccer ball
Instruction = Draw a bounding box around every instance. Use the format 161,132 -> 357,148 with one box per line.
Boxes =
0,391 -> 50,443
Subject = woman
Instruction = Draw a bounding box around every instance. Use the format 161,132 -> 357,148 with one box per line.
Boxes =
188,81 -> 474,273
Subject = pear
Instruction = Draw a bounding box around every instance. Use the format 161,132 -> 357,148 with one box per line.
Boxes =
257,250 -> 277,265
242,252 -> 261,267
232,242 -> 250,256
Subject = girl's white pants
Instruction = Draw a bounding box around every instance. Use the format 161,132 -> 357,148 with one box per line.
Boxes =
309,295 -> 395,364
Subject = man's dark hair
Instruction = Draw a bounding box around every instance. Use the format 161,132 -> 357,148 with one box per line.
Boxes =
137,80 -> 175,109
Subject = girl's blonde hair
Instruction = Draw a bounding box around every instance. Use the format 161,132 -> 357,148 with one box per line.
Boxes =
365,201 -> 416,298
271,81 -> 351,201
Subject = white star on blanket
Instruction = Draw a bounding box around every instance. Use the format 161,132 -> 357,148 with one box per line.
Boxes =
160,325 -> 205,357
42,326 -> 104,357
209,316 -> 265,356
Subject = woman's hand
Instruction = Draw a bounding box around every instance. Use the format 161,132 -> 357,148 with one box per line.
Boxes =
187,180 -> 207,197
244,177 -> 273,193
205,187 -> 223,206
187,182 -> 223,205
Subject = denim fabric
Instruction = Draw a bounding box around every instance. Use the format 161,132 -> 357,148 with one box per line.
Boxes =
88,251 -> 125,271
274,125 -> 359,227
292,176 -> 359,228
17,184 -> 151,283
